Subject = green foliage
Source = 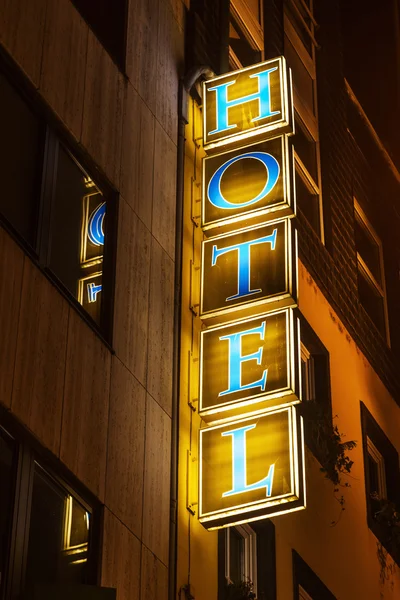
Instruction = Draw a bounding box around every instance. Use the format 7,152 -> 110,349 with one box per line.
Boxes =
224,581 -> 256,600
300,400 -> 356,486
372,495 -> 400,562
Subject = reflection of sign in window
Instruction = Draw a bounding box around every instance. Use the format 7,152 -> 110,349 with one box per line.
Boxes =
81,194 -> 106,266
78,272 -> 103,323
78,183 -> 106,324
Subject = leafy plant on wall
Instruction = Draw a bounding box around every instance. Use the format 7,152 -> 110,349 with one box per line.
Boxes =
371,495 -> 400,596
224,581 -> 256,600
300,400 -> 356,523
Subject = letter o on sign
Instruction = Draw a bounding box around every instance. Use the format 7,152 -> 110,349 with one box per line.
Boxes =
207,151 -> 280,210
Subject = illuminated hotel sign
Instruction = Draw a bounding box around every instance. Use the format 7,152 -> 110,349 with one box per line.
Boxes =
200,309 -> 300,420
202,135 -> 294,233
197,57 -> 305,530
201,218 -> 297,320
203,57 -> 293,149
199,407 -> 305,529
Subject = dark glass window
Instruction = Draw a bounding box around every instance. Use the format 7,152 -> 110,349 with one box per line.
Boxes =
293,551 -> 336,599
0,67 -> 114,335
229,16 -> 261,68
0,71 -> 43,246
354,203 -> 387,339
295,169 -> 320,235
357,267 -> 386,335
72,0 -> 127,67
284,34 -> 315,116
0,428 -> 16,596
50,146 -> 106,326
25,464 -> 91,590
361,403 -> 400,562
229,528 -> 244,584
293,116 -> 318,182
355,216 -> 382,285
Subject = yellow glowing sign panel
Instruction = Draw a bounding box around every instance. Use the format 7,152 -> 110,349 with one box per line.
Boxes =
201,217 -> 297,321
199,406 -> 306,529
202,135 -> 295,234
199,308 -> 301,421
203,57 -> 293,150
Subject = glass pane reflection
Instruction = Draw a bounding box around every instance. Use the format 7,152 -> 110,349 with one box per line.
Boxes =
25,464 -> 90,590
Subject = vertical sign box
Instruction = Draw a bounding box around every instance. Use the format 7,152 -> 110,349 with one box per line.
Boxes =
202,135 -> 295,234
199,308 -> 301,421
199,406 -> 306,529
203,57 -> 293,150
201,217 -> 298,321
196,57 -> 305,530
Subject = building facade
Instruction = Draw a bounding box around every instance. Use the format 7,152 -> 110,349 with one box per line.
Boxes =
177,1 -> 400,599
0,1 -> 400,600
0,0 -> 183,598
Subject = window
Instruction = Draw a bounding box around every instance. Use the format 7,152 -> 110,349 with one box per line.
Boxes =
0,67 -> 115,336
218,519 -> 276,600
0,424 -> 98,597
229,0 -> 264,70
0,428 -> 17,597
300,343 -> 315,402
360,403 -> 400,560
0,71 -> 44,246
299,317 -> 332,462
354,199 -> 389,343
72,0 -> 127,68
293,551 -> 336,599
225,525 -> 257,588
284,0 -> 323,239
218,520 -> 276,600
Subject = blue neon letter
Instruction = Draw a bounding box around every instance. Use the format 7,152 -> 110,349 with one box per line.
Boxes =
208,67 -> 280,135
219,321 -> 267,396
87,283 -> 102,303
222,423 -> 275,497
212,229 -> 277,301
207,152 -> 280,210
88,202 -> 106,246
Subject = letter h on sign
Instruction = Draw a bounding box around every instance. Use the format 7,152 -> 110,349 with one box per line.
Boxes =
203,56 -> 293,149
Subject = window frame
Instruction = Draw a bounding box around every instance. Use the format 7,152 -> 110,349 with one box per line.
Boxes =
225,524 -> 257,591
284,0 -> 324,242
360,402 -> 400,560
0,416 -> 100,600
354,198 -> 390,345
300,342 -> 316,402
293,550 -> 336,600
229,0 -> 264,70
0,63 -> 117,344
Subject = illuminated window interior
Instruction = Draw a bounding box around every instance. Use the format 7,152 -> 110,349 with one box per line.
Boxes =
354,199 -> 389,343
